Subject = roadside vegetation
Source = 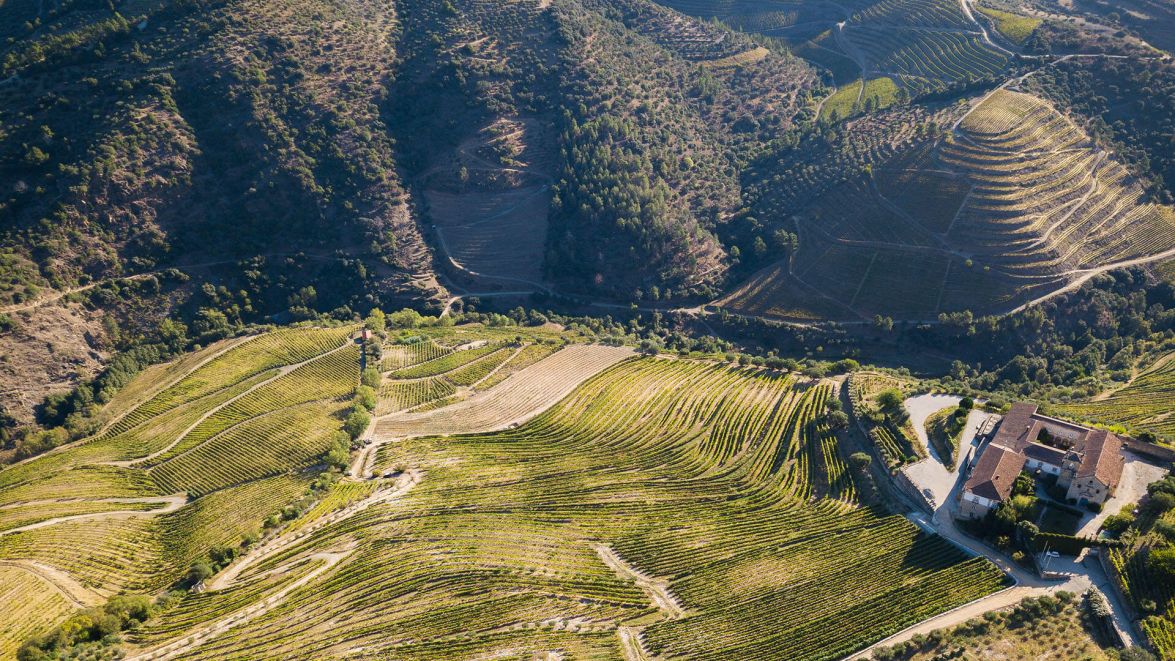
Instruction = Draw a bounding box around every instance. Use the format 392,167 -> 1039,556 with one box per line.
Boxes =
924,398 -> 973,468
1103,474 -> 1175,657
849,374 -> 924,468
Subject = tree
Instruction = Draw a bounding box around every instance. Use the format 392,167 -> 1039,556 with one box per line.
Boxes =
343,405 -> 371,440
23,145 -> 49,166
1149,491 -> 1175,515
1102,513 -> 1134,535
193,307 -> 232,340
1012,471 -> 1035,498
1149,546 -> 1175,584
1016,520 -> 1039,546
361,367 -> 381,389
752,236 -> 768,258
832,358 -> 860,374
364,309 -> 386,335
1119,647 -> 1158,661
827,410 -> 850,429
849,452 -> 872,472
185,561 -> 214,588
994,502 -> 1020,533
325,432 -> 351,470
157,318 -> 189,354
388,308 -> 423,329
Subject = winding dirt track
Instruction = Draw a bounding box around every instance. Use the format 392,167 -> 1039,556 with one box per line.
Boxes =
126,551 -> 352,661
128,471 -> 419,660
0,335 -> 258,475
105,341 -> 353,469
594,544 -> 686,620
356,345 -> 632,478
208,470 -> 419,591
0,494 -> 187,537
0,560 -> 105,607
617,626 -> 651,661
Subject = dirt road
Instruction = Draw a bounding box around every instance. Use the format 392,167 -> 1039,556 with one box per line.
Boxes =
0,494 -> 187,537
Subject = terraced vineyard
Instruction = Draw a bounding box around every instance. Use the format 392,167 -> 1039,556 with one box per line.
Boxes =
725,87 -> 1175,321
0,325 -> 362,656
0,322 -> 1011,660
662,0 -> 1010,101
849,372 -> 925,467
375,337 -> 563,415
1058,352 -> 1175,441
1107,515 -> 1175,657
839,0 -> 1009,95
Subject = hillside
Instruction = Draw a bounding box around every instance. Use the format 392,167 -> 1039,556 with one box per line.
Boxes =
0,322 -> 1011,660
1057,351 -> 1175,442
2,0 -> 1175,466
4,0 -> 1175,656
0,0 -> 441,424
722,86 -> 1175,321
0,0 -> 823,425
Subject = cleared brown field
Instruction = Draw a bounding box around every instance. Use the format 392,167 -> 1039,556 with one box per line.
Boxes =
372,344 -> 634,439
423,117 -> 555,286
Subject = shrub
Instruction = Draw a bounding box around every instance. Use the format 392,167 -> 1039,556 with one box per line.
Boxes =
1101,513 -> 1134,535
1149,546 -> 1175,584
354,385 -> 377,411
832,358 -> 860,373
361,367 -> 381,389
1154,520 -> 1175,543
1119,646 -> 1158,661
325,431 -> 352,470
877,388 -> 903,411
185,561 -> 213,588
849,452 -> 871,472
388,308 -> 424,329
17,595 -> 154,660
365,309 -> 386,334
827,410 -> 850,429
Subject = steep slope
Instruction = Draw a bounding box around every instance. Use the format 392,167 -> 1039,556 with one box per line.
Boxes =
384,0 -> 818,299
0,0 -> 440,423
0,324 -> 1009,660
723,87 -> 1175,321
0,0 -> 820,424
547,0 -> 817,299
0,0 -> 439,309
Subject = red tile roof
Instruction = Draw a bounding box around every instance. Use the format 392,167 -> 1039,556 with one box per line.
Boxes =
966,401 -> 1126,504
1076,429 -> 1125,489
990,402 -> 1039,452
963,444 -> 1026,502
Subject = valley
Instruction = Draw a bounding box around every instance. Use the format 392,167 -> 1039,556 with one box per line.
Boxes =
1,0 -> 1174,656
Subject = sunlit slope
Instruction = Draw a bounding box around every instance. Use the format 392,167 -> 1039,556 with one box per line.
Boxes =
0,325 -> 359,658
0,324 -> 1009,660
126,359 -> 1003,660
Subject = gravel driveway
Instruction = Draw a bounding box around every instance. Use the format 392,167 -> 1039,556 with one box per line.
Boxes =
901,395 -> 999,508
1076,451 -> 1168,537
